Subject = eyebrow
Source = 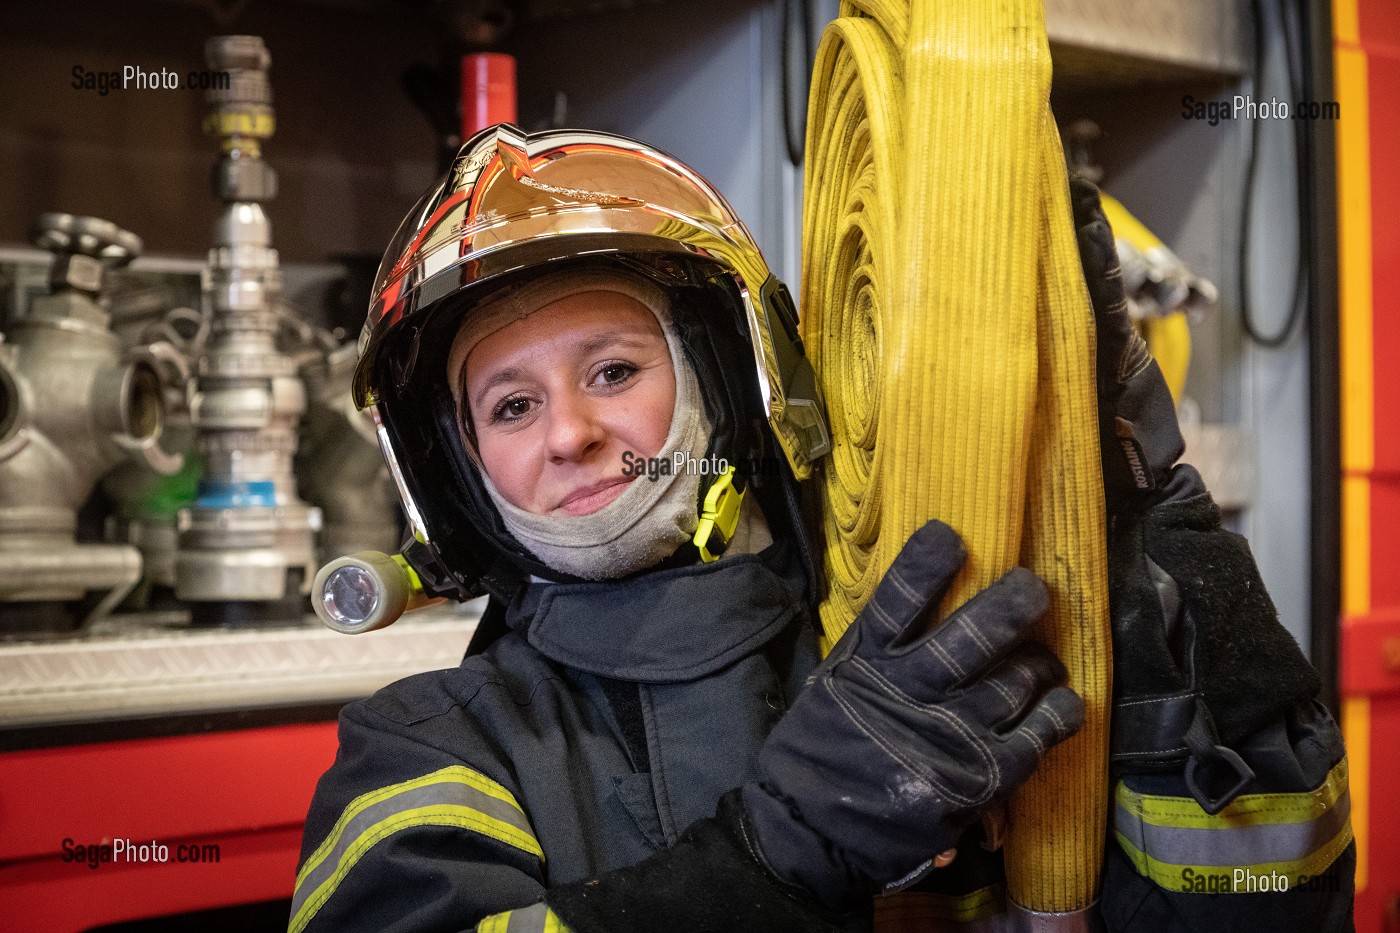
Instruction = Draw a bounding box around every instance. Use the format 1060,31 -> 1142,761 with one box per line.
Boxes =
469,366 -> 524,411
467,330 -> 656,411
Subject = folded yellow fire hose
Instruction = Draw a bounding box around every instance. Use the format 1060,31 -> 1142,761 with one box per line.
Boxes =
800,0 -> 1110,925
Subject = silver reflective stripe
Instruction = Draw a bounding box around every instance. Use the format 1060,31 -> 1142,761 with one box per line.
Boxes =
506,902 -> 561,932
478,902 -> 567,933
1112,758 -> 1354,891
291,766 -> 542,933
1116,788 -> 1352,868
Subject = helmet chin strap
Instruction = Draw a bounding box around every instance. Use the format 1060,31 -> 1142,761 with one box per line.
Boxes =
693,466 -> 746,562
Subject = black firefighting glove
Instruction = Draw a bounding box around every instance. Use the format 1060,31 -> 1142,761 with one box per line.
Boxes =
1072,175 -> 1321,813
740,519 -> 1085,908
546,525 -> 1081,933
1071,174 -> 1185,515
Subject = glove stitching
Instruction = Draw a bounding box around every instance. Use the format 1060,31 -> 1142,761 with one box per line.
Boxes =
984,674 -> 1018,712
1113,746 -> 1189,757
735,806 -> 775,870
848,657 -> 1000,768
1005,658 -> 1037,695
845,657 -> 1000,803
925,636 -> 967,681
983,659 -> 1037,720
954,614 -> 996,662
863,596 -> 904,639
882,563 -> 926,613
1104,259 -> 1125,293
1116,691 -> 1194,708
1041,702 -> 1070,740
829,680 -> 979,807
1014,723 -> 1047,756
736,797 -> 820,897
1119,331 -> 1153,383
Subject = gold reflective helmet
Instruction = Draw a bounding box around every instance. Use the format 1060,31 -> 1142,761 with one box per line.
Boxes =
358,124 -> 830,598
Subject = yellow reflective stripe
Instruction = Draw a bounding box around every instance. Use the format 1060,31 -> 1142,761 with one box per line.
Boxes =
873,883 -> 1005,924
299,765 -> 530,887
1116,758 -> 1349,829
479,914 -> 510,933
292,804 -> 545,933
1115,817 -> 1353,893
1114,758 -> 1355,893
291,766 -> 541,933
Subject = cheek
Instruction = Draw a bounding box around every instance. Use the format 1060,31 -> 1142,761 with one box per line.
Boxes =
620,372 -> 677,456
476,435 -> 535,510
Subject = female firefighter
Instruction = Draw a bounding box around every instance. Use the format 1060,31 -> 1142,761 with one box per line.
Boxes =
292,125 -> 1352,933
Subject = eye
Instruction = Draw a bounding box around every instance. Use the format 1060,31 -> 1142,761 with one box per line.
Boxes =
490,394 -> 535,424
592,361 -> 637,388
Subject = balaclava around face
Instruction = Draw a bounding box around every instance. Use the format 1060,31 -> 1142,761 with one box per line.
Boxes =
447,268 -> 756,580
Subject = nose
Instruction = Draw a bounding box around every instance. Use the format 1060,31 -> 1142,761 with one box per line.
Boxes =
544,389 -> 607,463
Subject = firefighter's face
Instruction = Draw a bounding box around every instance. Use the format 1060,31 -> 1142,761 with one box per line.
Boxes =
459,292 -> 677,516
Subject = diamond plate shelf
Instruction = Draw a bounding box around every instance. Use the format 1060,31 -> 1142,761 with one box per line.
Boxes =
0,604 -> 480,729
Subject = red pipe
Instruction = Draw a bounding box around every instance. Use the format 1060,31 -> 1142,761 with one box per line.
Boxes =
462,53 -> 518,139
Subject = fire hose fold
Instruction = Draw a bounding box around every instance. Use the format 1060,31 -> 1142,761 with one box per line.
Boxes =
801,0 -> 1110,923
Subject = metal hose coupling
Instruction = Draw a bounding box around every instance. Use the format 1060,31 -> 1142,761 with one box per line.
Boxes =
175,35 -> 320,617
313,551 -> 440,634
1006,899 -> 1103,933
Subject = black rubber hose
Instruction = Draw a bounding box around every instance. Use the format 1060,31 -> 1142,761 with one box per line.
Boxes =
781,0 -> 814,166
1239,0 -> 1311,348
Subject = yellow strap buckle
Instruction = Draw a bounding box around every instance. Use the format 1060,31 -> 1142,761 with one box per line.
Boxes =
692,466 -> 744,562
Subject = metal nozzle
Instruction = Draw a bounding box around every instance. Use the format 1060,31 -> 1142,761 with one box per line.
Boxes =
313,550 -> 433,634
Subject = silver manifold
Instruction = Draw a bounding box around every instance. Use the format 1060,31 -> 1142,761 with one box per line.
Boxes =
0,215 -> 182,629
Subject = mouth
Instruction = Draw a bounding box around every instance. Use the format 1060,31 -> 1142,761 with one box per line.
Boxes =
556,475 -> 635,516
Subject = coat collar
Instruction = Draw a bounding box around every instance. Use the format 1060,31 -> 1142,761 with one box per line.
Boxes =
505,540 -> 807,683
